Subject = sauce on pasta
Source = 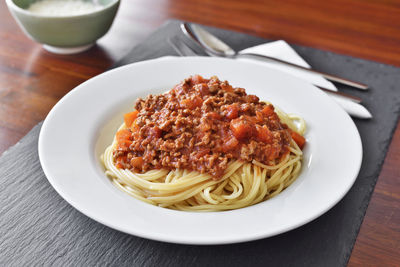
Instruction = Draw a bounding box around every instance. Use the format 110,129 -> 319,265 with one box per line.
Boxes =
113,75 -> 304,179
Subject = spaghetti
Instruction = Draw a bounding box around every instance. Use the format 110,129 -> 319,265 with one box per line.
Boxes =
102,75 -> 306,211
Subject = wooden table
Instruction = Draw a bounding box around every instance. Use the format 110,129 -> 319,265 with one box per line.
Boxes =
1,0 -> 399,265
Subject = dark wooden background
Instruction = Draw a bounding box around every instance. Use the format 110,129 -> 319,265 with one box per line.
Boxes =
1,0 -> 399,265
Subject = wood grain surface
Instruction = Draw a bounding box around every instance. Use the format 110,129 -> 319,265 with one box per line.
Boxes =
0,0 -> 399,266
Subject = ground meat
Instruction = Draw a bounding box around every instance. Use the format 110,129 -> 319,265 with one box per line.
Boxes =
113,75 -> 291,179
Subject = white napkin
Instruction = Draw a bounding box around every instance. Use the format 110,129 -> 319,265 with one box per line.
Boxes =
239,40 -> 372,119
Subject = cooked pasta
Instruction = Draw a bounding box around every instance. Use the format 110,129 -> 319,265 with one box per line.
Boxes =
101,75 -> 306,211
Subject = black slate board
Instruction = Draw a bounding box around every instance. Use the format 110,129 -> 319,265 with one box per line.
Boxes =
1,20 -> 399,267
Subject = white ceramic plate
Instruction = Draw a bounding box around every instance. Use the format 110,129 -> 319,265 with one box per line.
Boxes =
39,57 -> 362,245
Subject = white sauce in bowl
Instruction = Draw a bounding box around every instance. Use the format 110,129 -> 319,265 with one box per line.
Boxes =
27,0 -> 102,16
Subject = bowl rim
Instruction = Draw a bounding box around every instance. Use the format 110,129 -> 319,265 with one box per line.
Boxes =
6,0 -> 120,19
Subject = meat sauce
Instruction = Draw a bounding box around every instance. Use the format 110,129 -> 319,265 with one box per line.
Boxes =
113,75 -> 298,179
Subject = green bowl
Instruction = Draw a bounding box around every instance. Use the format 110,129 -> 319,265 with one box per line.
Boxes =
6,0 -> 120,54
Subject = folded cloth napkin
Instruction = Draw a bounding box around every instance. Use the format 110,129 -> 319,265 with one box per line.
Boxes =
239,40 -> 372,118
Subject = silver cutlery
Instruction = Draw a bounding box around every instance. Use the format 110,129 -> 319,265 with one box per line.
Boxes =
181,22 -> 369,91
168,36 -> 362,104
168,36 -> 371,118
